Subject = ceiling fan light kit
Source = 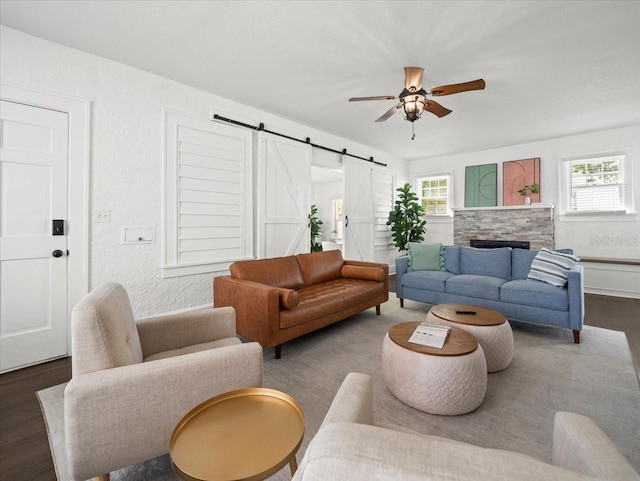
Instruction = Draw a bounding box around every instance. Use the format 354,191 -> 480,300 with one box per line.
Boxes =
349,66 -> 485,140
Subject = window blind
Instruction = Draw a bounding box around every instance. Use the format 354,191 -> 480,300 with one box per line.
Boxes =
562,154 -> 632,214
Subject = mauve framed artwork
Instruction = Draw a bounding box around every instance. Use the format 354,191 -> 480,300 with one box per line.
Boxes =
503,157 -> 540,206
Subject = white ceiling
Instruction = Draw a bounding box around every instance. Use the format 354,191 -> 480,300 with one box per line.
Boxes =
2,1 -> 639,161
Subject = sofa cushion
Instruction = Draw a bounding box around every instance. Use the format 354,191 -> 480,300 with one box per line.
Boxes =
443,245 -> 462,274
341,265 -> 385,282
407,242 -> 444,271
512,248 -> 576,280
297,250 -> 344,286
500,280 -> 569,311
230,255 -> 304,289
460,246 -> 512,279
512,249 -> 539,280
278,288 -> 300,309
446,274 -> 507,300
528,248 -> 581,287
279,279 -> 384,329
402,271 -> 455,293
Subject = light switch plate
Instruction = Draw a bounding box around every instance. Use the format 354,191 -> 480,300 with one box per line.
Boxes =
94,209 -> 111,223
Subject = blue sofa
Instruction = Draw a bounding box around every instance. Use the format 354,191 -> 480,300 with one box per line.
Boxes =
396,246 -> 585,343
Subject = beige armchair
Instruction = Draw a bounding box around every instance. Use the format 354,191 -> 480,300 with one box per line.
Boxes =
64,283 -> 263,481
293,373 -> 639,481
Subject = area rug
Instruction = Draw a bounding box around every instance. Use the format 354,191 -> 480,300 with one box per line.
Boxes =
38,300 -> 640,480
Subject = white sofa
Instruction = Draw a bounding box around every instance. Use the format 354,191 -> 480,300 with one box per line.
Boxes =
292,372 -> 639,481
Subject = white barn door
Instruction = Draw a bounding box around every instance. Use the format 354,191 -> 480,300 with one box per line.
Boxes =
344,158 -> 374,261
257,133 -> 311,258
372,166 -> 397,268
0,100 -> 69,372
344,159 -> 395,265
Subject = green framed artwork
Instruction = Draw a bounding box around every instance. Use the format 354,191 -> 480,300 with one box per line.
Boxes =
465,164 -> 497,207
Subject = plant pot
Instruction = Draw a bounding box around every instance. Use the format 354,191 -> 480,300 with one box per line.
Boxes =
524,196 -> 531,205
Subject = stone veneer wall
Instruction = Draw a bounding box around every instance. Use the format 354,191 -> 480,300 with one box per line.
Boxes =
454,206 -> 554,249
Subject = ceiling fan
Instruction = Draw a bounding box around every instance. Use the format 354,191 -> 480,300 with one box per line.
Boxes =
349,67 -> 485,138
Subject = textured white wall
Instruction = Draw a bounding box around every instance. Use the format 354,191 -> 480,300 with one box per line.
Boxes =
0,26 -> 405,317
409,125 -> 640,260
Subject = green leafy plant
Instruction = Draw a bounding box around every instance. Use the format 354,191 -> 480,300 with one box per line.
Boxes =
517,183 -> 539,196
387,183 -> 427,251
310,204 -> 323,252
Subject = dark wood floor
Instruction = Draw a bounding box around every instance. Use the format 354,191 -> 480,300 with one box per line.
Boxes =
0,355 -> 71,481
0,294 -> 638,481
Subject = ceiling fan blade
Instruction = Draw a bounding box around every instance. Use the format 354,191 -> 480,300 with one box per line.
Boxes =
430,79 -> 486,96
349,95 -> 396,102
375,103 -> 402,122
423,99 -> 452,118
404,67 -> 424,90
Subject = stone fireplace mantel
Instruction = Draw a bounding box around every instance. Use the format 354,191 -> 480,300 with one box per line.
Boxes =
453,203 -> 555,212
453,204 -> 555,249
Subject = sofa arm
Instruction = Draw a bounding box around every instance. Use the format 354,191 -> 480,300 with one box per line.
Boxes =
320,372 -> 374,428
64,342 -> 263,481
137,306 -> 237,358
567,264 -> 585,332
214,276 -> 281,347
552,412 -> 639,480
395,255 -> 409,298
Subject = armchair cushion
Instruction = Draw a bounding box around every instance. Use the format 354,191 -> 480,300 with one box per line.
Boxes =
136,305 -> 237,358
71,283 -> 143,375
143,337 -> 241,362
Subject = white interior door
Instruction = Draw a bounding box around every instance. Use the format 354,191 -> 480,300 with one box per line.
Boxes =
344,158 -> 374,261
257,133 -> 311,258
0,100 -> 69,372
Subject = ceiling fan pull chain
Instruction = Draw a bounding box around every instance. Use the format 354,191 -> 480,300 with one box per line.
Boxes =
411,122 -> 416,140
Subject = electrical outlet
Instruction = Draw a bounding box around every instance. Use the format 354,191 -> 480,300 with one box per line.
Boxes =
94,209 -> 111,223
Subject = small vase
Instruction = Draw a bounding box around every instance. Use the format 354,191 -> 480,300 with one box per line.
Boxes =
524,196 -> 531,205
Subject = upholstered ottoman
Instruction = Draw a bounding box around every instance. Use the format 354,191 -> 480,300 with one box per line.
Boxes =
382,322 -> 487,415
426,303 -> 514,372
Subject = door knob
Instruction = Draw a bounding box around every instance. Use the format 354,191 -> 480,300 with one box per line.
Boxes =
52,250 -> 64,258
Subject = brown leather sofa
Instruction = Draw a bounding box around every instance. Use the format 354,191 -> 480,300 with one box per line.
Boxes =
214,250 -> 388,358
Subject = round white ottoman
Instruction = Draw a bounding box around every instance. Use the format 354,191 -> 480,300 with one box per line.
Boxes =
426,304 -> 514,373
382,322 -> 487,415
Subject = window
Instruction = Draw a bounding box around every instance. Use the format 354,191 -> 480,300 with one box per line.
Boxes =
163,110 -> 253,277
416,174 -> 452,216
561,153 -> 633,214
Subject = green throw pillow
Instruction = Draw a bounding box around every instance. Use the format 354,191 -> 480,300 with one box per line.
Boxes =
407,243 -> 445,272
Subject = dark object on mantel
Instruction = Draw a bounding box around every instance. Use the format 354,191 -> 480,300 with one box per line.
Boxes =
470,239 -> 530,249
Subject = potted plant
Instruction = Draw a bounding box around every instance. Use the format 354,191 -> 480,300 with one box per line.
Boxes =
310,204 -> 323,252
387,183 -> 427,252
517,183 -> 539,205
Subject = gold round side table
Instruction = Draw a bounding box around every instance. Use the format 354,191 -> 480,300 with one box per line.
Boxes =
170,388 -> 304,481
